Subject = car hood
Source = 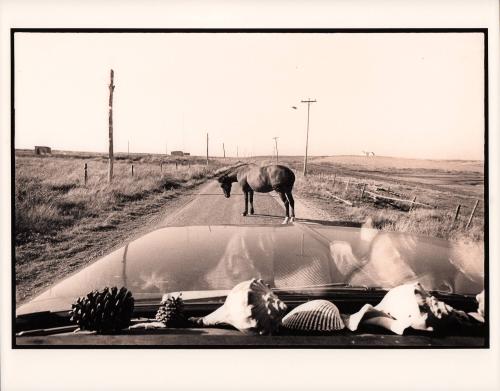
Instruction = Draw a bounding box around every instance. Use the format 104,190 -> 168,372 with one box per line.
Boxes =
17,223 -> 484,315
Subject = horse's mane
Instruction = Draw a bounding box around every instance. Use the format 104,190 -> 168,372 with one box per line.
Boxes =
217,162 -> 254,178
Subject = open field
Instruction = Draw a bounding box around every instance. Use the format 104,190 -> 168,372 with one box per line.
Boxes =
261,155 -> 484,242
14,150 -> 233,303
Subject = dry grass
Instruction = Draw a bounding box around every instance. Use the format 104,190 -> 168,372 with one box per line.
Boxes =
14,151 -> 232,302
261,156 -> 484,243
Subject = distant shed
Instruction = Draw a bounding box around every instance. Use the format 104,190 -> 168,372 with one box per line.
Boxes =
35,146 -> 52,155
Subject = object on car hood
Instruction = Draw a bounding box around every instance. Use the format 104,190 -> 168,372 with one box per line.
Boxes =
345,282 -> 483,335
155,293 -> 186,327
281,299 -> 345,332
69,286 -> 134,333
468,290 -> 485,323
189,278 -> 287,335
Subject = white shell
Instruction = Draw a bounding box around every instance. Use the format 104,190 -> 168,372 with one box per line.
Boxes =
282,300 -> 345,332
194,279 -> 287,335
346,282 -> 472,335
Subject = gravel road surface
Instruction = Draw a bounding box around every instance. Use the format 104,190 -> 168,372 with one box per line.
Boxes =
161,179 -> 324,226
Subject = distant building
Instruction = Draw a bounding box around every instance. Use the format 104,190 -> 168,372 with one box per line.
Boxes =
171,151 -> 184,156
35,146 -> 51,155
183,152 -> 190,156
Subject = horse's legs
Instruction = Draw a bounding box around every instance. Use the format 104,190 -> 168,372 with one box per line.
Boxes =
242,191 -> 248,216
249,190 -> 254,214
278,192 -> 290,224
285,191 -> 295,221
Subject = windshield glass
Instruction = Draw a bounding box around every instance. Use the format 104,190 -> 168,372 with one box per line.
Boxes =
17,223 -> 484,316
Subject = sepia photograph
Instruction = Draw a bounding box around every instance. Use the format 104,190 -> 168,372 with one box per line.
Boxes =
11,29 -> 488,348
2,1 -> 500,391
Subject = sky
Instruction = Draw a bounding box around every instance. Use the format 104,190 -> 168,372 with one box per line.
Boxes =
14,32 -> 485,160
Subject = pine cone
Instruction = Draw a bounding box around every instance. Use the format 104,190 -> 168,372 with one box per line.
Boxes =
155,293 -> 185,327
69,286 -> 134,333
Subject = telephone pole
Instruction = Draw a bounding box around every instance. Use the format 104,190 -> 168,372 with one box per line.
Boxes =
127,140 -> 129,158
206,132 -> 209,166
222,142 -> 226,159
108,69 -> 115,183
301,98 -> 316,176
272,137 -> 279,164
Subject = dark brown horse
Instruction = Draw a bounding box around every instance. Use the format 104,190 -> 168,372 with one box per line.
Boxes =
218,164 -> 296,223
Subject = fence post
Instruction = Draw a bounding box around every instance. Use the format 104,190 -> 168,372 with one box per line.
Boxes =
345,178 -> 350,194
409,196 -> 417,212
466,199 -> 480,229
360,183 -> 366,199
131,164 -> 134,177
175,161 -> 178,170
332,173 -> 336,186
160,162 -> 163,173
84,163 -> 88,185
452,204 -> 461,223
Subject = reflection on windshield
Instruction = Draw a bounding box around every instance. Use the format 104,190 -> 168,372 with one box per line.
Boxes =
18,224 -> 484,316
319,224 -> 484,294
201,228 -> 273,288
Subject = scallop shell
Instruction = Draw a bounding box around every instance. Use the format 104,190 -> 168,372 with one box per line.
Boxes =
190,278 -> 287,335
281,300 -> 345,332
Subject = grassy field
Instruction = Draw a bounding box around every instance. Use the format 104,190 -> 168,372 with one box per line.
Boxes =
264,155 -> 485,242
15,150 -> 232,303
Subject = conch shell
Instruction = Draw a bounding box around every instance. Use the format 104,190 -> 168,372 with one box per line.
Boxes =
189,278 -> 287,335
346,282 -> 478,335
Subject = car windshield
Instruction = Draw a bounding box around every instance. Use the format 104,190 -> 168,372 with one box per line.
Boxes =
16,223 -> 484,317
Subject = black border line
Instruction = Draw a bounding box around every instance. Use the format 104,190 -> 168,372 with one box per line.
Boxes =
11,28 -> 490,349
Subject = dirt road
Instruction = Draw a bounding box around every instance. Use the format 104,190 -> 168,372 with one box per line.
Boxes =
160,179 -> 325,226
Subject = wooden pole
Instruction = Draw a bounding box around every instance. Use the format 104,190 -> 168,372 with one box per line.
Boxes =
345,178 -> 350,194
131,164 -> 134,177
206,132 -> 209,166
222,142 -> 226,159
84,163 -> 88,185
453,204 -> 461,222
301,99 -> 317,176
360,183 -> 366,199
409,196 -> 417,211
108,69 -> 115,183
466,199 -> 480,229
160,162 -> 163,173
273,137 -> 279,164
332,173 -> 336,186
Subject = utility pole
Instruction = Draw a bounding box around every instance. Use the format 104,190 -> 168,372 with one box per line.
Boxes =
272,137 -> 279,164
108,69 -> 115,183
236,145 -> 239,158
127,140 -> 129,158
222,142 -> 226,159
206,132 -> 209,166
165,143 -> 168,156
301,98 -> 316,176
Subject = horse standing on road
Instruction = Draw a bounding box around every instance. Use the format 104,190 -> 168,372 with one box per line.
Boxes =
218,164 -> 296,224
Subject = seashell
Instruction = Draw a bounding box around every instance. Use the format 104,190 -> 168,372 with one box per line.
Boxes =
189,278 -> 287,335
346,282 -> 481,335
281,300 -> 345,332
